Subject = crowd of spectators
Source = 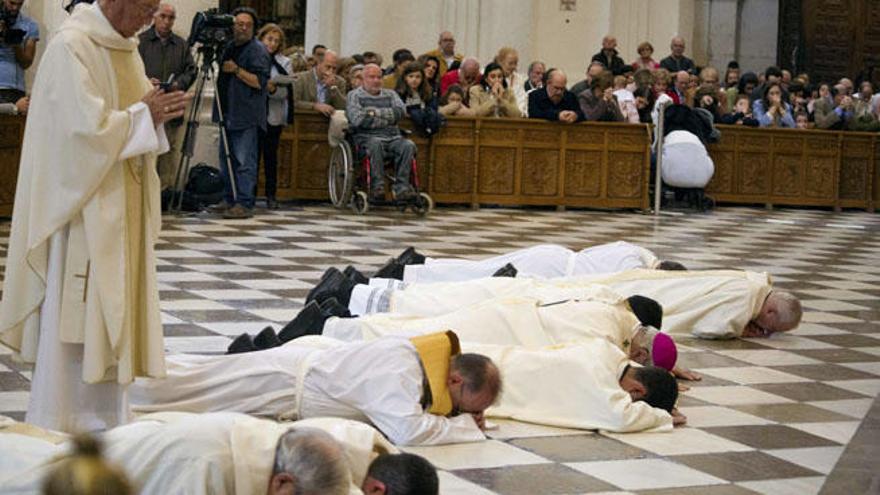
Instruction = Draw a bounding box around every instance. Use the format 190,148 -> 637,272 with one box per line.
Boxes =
6,1 -> 880,216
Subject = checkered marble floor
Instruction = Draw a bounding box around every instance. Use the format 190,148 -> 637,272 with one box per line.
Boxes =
1,204 -> 879,494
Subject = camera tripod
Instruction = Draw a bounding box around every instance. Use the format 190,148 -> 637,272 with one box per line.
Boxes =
169,44 -> 238,214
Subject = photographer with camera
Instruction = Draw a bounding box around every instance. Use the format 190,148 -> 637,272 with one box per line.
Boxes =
138,3 -> 196,193
0,0 -> 38,109
211,6 -> 271,219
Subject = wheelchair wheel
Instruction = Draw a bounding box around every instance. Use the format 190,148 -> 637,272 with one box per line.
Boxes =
328,141 -> 354,208
352,190 -> 370,215
413,192 -> 434,217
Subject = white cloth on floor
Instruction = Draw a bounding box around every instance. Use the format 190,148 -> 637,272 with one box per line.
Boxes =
377,269 -> 772,339
470,339 -> 672,432
130,336 -> 484,446
401,241 -> 659,283
327,285 -> 642,356
661,130 -> 715,188
0,412 -> 396,495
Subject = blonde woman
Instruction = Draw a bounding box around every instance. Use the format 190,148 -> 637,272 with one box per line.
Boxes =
495,47 -> 529,115
469,62 -> 522,118
257,23 -> 293,208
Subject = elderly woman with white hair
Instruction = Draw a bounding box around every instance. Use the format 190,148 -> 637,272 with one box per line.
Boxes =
494,46 -> 529,116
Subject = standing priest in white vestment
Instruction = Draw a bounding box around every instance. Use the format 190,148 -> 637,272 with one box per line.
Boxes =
0,0 -> 190,432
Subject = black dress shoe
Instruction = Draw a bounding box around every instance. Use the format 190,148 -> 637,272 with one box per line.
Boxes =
227,333 -> 258,354
278,301 -> 329,343
319,297 -> 352,318
343,265 -> 369,285
373,257 -> 405,280
306,267 -> 346,304
253,326 -> 281,350
396,246 -> 426,265
627,295 -> 663,330
492,262 -> 518,278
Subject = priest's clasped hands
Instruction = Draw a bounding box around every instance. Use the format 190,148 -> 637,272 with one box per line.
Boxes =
142,86 -> 192,126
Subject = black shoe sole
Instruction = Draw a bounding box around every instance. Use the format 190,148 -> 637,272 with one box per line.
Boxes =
278,301 -> 328,342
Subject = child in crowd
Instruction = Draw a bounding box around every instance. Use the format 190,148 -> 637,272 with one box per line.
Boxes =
720,94 -> 760,127
439,84 -> 475,117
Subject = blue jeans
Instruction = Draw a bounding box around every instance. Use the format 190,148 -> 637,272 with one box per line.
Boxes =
219,126 -> 259,208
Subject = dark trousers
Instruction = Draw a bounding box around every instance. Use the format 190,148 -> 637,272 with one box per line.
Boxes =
0,88 -> 24,104
258,124 -> 283,199
219,126 -> 259,209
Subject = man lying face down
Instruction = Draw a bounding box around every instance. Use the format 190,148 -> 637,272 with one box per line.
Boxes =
311,266 -> 801,340
131,333 -> 502,446
254,284 -> 678,375
0,412 -> 440,495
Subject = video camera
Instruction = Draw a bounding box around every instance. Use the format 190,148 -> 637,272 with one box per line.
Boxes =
0,4 -> 25,45
188,9 -> 234,49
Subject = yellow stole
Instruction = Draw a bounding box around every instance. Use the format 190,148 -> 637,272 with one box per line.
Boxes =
410,331 -> 461,416
0,423 -> 68,444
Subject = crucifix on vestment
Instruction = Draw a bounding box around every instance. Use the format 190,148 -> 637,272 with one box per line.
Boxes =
74,260 -> 91,302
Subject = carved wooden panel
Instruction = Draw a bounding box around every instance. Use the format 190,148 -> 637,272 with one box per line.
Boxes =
738,135 -> 772,149
788,0 -> 880,86
477,148 -> 516,195
520,149 -> 558,196
807,136 -> 839,153
564,150 -> 602,197
567,128 -> 605,146
480,128 -> 519,143
705,151 -> 735,194
432,146 -> 474,194
522,129 -> 560,147
839,157 -> 868,200
773,137 -> 802,152
772,154 -> 803,196
607,130 -> 647,148
437,120 -> 475,142
739,152 -> 770,195
804,156 -> 836,198
606,152 -> 643,199
295,140 -> 331,190
277,137 -> 294,189
0,123 -> 21,147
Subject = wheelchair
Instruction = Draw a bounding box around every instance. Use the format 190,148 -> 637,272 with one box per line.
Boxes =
328,130 -> 434,216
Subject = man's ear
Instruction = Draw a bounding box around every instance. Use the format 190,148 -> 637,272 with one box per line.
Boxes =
447,370 -> 463,387
362,476 -> 387,495
268,472 -> 296,495
622,378 -> 647,400
631,348 -> 649,366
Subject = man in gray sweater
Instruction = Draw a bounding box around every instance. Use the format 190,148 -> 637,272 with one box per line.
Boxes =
346,64 -> 417,201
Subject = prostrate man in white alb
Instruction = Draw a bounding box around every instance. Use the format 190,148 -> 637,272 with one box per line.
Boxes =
468,337 -> 682,432
130,332 -> 502,446
0,0 -> 190,433
327,269 -> 801,340
274,284 -> 678,373
0,412 -> 440,495
364,241 -> 673,284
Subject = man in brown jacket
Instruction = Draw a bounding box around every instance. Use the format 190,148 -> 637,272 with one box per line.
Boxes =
422,31 -> 463,78
294,49 -> 347,117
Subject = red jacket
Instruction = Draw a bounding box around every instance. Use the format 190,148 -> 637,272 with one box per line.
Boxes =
440,69 -> 482,96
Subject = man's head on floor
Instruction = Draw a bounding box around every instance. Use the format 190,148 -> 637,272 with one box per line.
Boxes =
448,353 -> 503,416
362,453 -> 439,495
742,291 -> 803,338
657,260 -> 687,271
269,427 -> 350,495
619,365 -> 678,412
631,326 -> 677,371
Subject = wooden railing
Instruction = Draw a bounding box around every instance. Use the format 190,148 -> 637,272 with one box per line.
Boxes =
706,125 -> 878,211
0,113 -> 877,217
275,112 -> 652,210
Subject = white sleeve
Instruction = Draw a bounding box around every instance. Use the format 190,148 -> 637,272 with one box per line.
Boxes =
310,339 -> 486,446
120,101 -> 170,160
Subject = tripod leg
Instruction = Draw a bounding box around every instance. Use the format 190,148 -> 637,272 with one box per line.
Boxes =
212,74 -> 238,204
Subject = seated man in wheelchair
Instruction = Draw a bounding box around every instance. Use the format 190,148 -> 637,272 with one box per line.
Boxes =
345,64 -> 418,202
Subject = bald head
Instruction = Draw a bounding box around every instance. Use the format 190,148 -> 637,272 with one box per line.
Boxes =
671,36 -> 686,57
602,35 -> 617,51
744,291 -> 802,338
439,30 -> 456,56
153,3 -> 175,38
459,57 -> 480,84
362,63 -> 383,94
